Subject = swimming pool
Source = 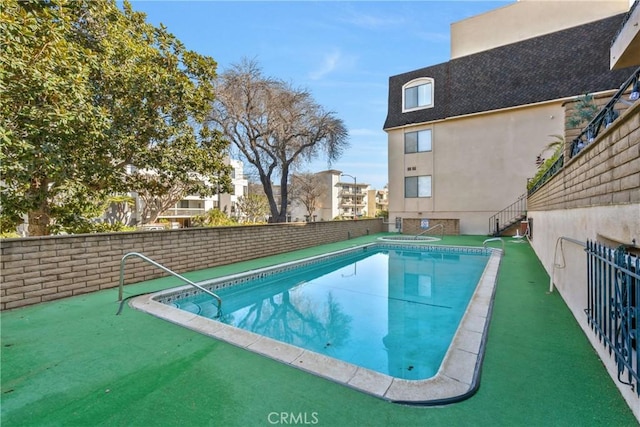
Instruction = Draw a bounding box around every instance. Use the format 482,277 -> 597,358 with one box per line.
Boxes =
131,243 -> 502,404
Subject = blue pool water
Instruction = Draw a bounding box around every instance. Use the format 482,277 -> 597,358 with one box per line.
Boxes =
169,246 -> 489,380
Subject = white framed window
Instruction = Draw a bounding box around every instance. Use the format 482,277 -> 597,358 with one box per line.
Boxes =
404,129 -> 432,153
405,175 -> 432,198
403,78 -> 434,112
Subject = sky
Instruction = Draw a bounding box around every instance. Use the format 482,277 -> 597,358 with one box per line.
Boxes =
129,0 -> 511,189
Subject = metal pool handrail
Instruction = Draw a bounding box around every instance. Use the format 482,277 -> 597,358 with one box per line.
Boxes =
548,236 -> 586,293
117,252 -> 222,312
483,237 -> 505,254
415,223 -> 445,240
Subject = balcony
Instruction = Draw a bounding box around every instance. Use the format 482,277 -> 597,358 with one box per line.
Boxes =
158,208 -> 206,218
611,0 -> 640,70
339,190 -> 364,197
340,200 -> 365,207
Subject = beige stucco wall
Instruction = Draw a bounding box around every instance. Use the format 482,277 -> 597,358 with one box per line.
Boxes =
451,0 -> 630,59
387,102 -> 565,234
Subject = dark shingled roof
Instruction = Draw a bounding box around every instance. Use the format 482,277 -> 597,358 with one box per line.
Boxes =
384,14 -> 636,130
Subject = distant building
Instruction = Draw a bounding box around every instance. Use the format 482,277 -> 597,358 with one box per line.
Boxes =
156,158 -> 248,227
367,187 -> 389,218
287,170 -> 377,221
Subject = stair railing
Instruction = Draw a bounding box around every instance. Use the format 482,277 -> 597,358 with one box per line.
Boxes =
117,252 -> 221,315
488,193 -> 527,236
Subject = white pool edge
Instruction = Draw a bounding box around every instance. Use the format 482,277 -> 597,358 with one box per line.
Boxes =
129,246 -> 503,405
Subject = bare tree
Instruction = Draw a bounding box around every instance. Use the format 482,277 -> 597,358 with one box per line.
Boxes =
209,59 -> 348,222
290,172 -> 327,220
236,194 -> 269,223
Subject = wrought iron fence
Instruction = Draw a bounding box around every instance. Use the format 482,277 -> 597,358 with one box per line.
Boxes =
585,240 -> 639,395
528,67 -> 640,195
527,153 -> 564,196
570,67 -> 640,159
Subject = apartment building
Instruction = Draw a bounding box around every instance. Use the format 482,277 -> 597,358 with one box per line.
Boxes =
384,0 -> 633,235
367,187 -> 389,219
288,170 -> 373,221
336,177 -> 370,220
156,158 -> 248,227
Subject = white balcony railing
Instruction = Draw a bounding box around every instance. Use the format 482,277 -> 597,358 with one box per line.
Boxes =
159,208 -> 206,217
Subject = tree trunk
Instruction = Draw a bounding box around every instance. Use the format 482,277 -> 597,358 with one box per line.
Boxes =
276,167 -> 289,223
27,178 -> 51,236
27,209 -> 51,236
259,174 -> 280,222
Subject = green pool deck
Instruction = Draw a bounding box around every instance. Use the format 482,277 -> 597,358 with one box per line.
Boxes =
1,234 -> 637,426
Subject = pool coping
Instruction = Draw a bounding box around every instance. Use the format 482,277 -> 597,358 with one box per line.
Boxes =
129,244 -> 503,405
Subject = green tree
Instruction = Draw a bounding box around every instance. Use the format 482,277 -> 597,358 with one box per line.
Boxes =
0,0 -> 230,235
567,93 -> 598,129
192,208 -> 237,227
209,59 -> 348,223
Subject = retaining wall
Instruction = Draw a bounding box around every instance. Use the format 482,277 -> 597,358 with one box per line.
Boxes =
0,219 -> 383,311
527,100 -> 640,419
529,101 -> 640,211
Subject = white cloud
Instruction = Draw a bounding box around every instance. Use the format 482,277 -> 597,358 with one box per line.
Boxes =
339,9 -> 405,29
309,51 -> 341,80
308,49 -> 357,80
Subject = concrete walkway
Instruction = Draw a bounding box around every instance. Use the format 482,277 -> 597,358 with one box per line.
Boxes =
1,235 -> 637,426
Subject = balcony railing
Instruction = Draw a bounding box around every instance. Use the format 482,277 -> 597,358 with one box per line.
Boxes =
528,67 -> 639,195
527,154 -> 564,196
611,0 -> 639,48
570,67 -> 640,159
585,240 -> 639,396
339,190 -> 364,197
159,208 -> 206,217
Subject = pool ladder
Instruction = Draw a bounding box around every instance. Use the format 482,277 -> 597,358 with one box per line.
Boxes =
117,252 -> 222,315
483,237 -> 505,254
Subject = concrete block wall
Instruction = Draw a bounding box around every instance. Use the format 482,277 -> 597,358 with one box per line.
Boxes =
0,219 -> 383,311
401,218 -> 460,236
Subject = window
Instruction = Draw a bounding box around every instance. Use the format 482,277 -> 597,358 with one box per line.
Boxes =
404,129 -> 432,153
403,78 -> 433,111
405,176 -> 432,198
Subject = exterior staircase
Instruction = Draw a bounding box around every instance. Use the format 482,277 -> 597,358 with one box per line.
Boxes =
488,193 -> 527,236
